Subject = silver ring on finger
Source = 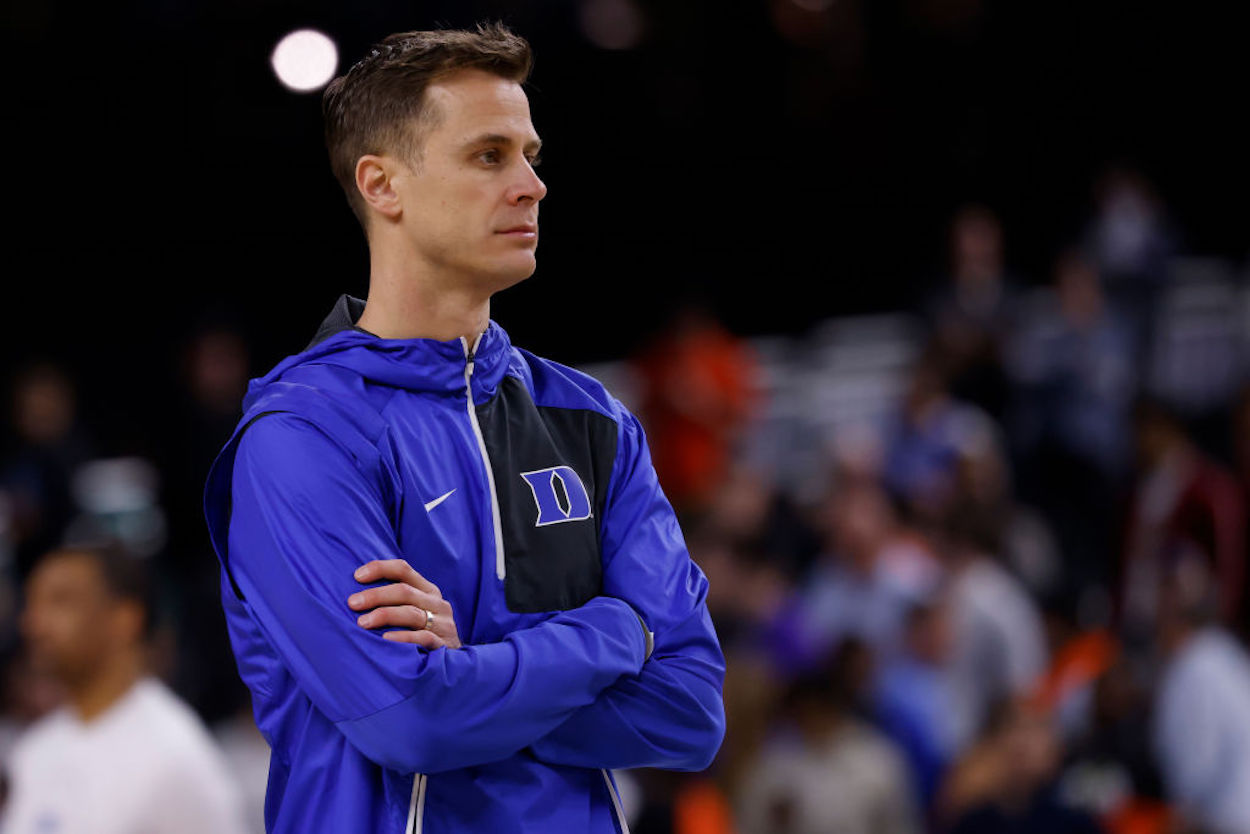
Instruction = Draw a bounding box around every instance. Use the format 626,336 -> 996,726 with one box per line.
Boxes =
423,608 -> 435,631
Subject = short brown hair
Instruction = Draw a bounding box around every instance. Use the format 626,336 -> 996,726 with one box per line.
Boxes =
322,22 -> 534,229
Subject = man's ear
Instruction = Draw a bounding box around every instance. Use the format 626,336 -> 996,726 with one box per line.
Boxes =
355,155 -> 403,221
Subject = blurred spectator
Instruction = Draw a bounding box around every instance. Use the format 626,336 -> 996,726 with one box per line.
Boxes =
940,696 -> 1105,834
1035,597 -> 1170,834
1082,166 -> 1183,398
736,645 -> 921,834
161,322 -> 251,543
1119,395 -> 1246,649
686,511 -> 792,659
1228,382 -> 1250,640
1056,655 -> 1171,834
0,543 -> 247,832
1032,605 -> 1118,747
1083,165 -> 1179,350
1007,250 -> 1136,475
632,304 -> 760,516
1151,543 -> 1250,834
157,321 -> 253,725
1006,249 -> 1136,597
881,353 -> 997,526
937,502 -> 1048,753
952,416 -> 1064,604
787,478 -> 941,673
699,464 -> 823,583
684,510 -> 792,797
0,362 -> 94,581
871,597 -> 959,816
924,204 -> 1019,421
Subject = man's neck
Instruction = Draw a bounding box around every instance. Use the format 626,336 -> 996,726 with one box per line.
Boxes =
70,653 -> 144,724
358,247 -> 491,344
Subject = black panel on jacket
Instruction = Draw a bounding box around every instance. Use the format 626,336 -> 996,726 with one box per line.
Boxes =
476,376 -> 618,613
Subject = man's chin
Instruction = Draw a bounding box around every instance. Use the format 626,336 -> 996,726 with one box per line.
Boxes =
479,256 -> 538,295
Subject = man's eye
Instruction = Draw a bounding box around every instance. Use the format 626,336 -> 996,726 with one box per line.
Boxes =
478,150 -> 501,165
527,155 -> 542,169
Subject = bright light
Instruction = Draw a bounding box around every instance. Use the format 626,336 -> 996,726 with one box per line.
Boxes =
271,29 -> 338,93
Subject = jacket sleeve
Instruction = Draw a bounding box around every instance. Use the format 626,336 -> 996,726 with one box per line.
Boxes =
528,408 -> 727,772
222,413 -> 647,775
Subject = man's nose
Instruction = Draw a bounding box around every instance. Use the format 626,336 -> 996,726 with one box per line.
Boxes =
508,163 -> 547,205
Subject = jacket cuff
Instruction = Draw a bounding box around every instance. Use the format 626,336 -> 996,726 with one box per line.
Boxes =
625,604 -> 655,662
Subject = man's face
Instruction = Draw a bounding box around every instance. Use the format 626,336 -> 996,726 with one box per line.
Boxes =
389,69 -> 547,293
21,553 -> 118,687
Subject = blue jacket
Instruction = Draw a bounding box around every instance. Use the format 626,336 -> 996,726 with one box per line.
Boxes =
203,295 -> 726,833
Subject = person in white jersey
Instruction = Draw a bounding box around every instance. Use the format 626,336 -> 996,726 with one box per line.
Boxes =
0,542 -> 249,834
1153,544 -> 1250,834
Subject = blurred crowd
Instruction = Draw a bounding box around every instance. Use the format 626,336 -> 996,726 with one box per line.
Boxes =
2,164 -> 1250,833
618,167 -> 1250,834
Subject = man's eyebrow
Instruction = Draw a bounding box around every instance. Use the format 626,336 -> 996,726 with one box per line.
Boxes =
462,133 -> 543,152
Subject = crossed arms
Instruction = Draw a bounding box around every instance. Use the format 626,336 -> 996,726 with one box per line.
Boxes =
225,410 -> 725,775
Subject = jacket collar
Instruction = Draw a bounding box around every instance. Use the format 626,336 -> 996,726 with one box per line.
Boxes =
304,293 -> 373,351
244,294 -> 513,407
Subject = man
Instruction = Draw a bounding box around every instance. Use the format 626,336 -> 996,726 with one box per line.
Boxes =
0,544 -> 247,833
1152,542 -> 1250,834
1120,394 -> 1246,648
736,649 -> 922,834
202,23 -> 726,834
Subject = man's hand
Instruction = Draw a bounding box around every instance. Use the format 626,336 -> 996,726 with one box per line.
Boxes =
349,559 -> 462,649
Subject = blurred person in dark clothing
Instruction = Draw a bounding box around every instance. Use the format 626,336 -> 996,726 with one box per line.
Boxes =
940,696 -> 1104,834
698,463 -> 822,583
631,303 -> 760,516
0,542 -> 246,833
1085,166 -> 1178,287
1152,541 -> 1250,834
1119,395 -> 1246,650
881,352 -> 997,527
1006,248 -> 1135,598
0,362 -> 94,581
684,516 -> 791,658
1080,167 -> 1182,402
1083,165 -> 1179,353
1052,656 -> 1171,834
1033,596 -> 1171,834
1227,383 -> 1250,640
736,642 -> 921,834
952,414 -> 1063,605
923,204 -> 1019,421
157,322 -> 253,724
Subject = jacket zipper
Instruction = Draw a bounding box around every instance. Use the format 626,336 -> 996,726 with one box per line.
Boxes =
462,335 -> 506,580
602,769 -> 632,833
406,773 -> 428,833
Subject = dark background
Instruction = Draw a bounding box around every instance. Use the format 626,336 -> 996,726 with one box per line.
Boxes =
2,0 -> 1246,458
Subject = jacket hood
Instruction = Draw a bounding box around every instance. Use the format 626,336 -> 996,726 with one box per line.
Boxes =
241,294 -> 513,412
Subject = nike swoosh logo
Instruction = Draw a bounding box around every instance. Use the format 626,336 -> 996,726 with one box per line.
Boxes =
423,489 -> 457,512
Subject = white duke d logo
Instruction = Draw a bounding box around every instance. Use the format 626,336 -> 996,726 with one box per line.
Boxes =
519,466 -> 593,526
